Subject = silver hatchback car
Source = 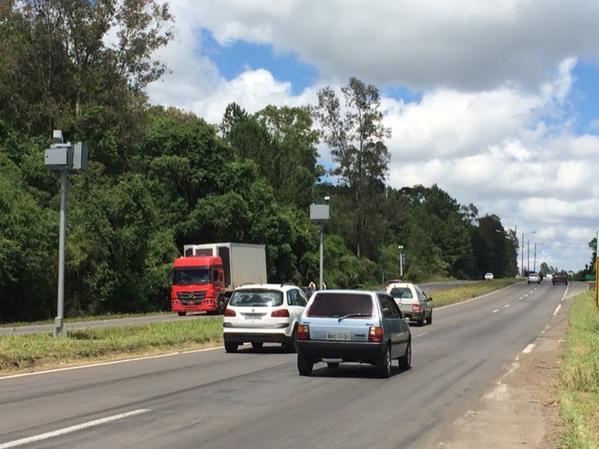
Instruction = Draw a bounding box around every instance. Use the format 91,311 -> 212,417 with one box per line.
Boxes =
295,290 -> 412,378
386,282 -> 433,325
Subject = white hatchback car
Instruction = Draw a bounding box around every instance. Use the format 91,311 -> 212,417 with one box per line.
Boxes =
484,272 -> 494,280
223,284 -> 308,353
385,282 -> 433,325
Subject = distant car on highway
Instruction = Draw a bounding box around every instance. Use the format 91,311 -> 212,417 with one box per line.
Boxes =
386,282 -> 433,325
223,284 -> 307,353
527,272 -> 541,284
552,272 -> 568,285
295,290 -> 411,378
484,272 -> 494,280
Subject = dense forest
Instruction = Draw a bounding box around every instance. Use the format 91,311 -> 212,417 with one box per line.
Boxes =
0,0 -> 518,322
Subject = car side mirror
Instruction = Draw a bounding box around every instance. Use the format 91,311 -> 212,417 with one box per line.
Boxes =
428,297 -> 433,302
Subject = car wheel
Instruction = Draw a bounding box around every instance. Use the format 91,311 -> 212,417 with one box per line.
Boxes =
251,342 -> 263,350
376,344 -> 392,378
284,325 -> 298,353
399,340 -> 412,371
177,311 -> 187,316
327,362 -> 340,369
297,353 -> 313,376
428,312 -> 433,325
224,341 -> 238,353
417,314 -> 425,326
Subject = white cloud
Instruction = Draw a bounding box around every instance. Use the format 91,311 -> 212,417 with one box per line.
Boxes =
194,0 -> 599,90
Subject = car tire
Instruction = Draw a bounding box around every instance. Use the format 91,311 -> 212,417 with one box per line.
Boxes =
399,340 -> 412,371
428,312 -> 433,325
177,311 -> 187,316
251,342 -> 263,350
297,354 -> 313,376
327,362 -> 340,369
284,325 -> 298,353
376,344 -> 392,378
417,315 -> 425,326
224,341 -> 238,353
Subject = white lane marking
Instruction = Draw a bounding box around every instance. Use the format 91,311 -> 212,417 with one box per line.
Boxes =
523,294 -> 528,298
414,332 -> 428,338
561,283 -> 571,301
529,290 -> 534,294
522,344 -> 535,354
0,409 -> 150,449
504,304 -> 510,308
433,282 -> 524,311
518,296 -> 524,300
0,346 -> 223,381
492,309 -> 499,313
553,304 -> 562,317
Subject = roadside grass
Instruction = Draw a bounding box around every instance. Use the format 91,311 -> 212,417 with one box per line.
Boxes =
0,318 -> 223,373
0,311 -> 171,328
430,278 -> 521,308
559,290 -> 599,449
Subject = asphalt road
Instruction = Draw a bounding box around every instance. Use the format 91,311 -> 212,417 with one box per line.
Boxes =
0,280 -> 474,336
0,281 -> 586,449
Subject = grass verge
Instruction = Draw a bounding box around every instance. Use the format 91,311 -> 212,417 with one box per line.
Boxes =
0,318 -> 222,373
430,278 -> 521,308
559,290 -> 599,449
0,311 -> 171,328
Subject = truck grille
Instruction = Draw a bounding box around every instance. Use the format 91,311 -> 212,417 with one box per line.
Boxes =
177,291 -> 207,305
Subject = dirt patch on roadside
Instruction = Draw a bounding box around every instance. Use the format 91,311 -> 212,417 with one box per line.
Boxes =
437,303 -> 569,449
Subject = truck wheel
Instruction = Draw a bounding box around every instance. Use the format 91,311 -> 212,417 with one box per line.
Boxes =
177,311 -> 187,317
224,341 -> 238,353
217,296 -> 225,314
297,354 -> 313,376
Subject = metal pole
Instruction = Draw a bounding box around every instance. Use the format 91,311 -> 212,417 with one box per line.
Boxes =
533,243 -> 537,272
521,232 -> 524,276
400,250 -> 403,277
54,170 -> 68,337
319,224 -> 324,290
527,240 -> 530,274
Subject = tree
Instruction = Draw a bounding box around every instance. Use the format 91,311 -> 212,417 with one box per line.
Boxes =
313,78 -> 391,257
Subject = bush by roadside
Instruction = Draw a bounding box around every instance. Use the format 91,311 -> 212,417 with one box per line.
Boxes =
430,278 -> 521,308
559,290 -> 599,449
0,318 -> 222,373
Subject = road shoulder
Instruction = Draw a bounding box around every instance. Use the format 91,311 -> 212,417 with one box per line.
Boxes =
436,297 -> 569,449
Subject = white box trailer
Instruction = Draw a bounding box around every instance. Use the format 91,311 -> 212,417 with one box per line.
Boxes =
182,242 -> 267,293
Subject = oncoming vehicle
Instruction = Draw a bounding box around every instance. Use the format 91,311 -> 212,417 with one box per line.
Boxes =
386,282 -> 433,325
484,272 -> 494,280
223,284 -> 307,353
171,256 -> 226,316
527,272 -> 541,284
295,290 -> 411,378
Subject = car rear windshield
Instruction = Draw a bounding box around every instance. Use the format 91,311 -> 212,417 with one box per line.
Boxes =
228,289 -> 284,307
389,287 -> 413,299
173,267 -> 210,285
307,293 -> 373,318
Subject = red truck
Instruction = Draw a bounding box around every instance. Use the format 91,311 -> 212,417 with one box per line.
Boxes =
171,243 -> 267,316
171,256 -> 226,316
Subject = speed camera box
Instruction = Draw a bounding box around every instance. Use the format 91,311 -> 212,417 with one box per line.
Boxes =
44,146 -> 72,170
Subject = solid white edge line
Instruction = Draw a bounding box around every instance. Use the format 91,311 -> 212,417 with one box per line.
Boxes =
0,346 -> 223,381
553,304 -> 562,317
434,282 -> 523,312
0,409 -> 150,449
522,344 -> 535,354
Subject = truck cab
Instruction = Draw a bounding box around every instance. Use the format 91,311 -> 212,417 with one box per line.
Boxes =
171,256 -> 226,316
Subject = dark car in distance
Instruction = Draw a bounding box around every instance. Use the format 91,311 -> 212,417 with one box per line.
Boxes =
552,272 -> 568,285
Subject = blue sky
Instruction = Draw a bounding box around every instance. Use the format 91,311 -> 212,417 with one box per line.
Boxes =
148,1 -> 599,271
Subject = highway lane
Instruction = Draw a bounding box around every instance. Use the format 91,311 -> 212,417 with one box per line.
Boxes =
0,281 -> 585,449
0,280 -> 474,336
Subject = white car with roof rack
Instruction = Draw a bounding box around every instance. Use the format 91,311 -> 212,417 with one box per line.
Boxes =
223,283 -> 307,353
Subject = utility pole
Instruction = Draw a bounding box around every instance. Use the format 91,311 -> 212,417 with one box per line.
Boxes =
398,245 -> 404,278
533,243 -> 537,272
527,240 -> 530,274
521,232 -> 525,276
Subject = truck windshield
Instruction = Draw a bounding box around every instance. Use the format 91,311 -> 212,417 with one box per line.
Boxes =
229,290 -> 283,307
307,293 -> 373,318
173,268 -> 211,285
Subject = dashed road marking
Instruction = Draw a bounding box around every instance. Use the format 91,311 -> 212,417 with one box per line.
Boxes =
0,409 -> 150,449
504,304 -> 510,309
492,309 -> 499,313
522,343 -> 535,354
553,304 -> 562,317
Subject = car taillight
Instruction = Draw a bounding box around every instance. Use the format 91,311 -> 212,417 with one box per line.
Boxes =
271,309 -> 290,318
412,304 -> 422,312
297,324 -> 310,340
224,308 -> 236,317
369,326 -> 384,342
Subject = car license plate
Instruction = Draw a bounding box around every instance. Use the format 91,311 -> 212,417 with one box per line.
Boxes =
327,331 -> 351,341
244,314 -> 262,320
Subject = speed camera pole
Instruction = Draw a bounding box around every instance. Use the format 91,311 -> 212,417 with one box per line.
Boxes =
44,130 -> 88,337
310,199 -> 330,290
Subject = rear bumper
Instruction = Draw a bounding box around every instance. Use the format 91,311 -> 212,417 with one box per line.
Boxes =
296,340 -> 384,363
402,310 -> 425,321
223,331 -> 290,344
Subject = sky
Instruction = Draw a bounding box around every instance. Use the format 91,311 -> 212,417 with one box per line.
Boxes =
146,0 -> 599,272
